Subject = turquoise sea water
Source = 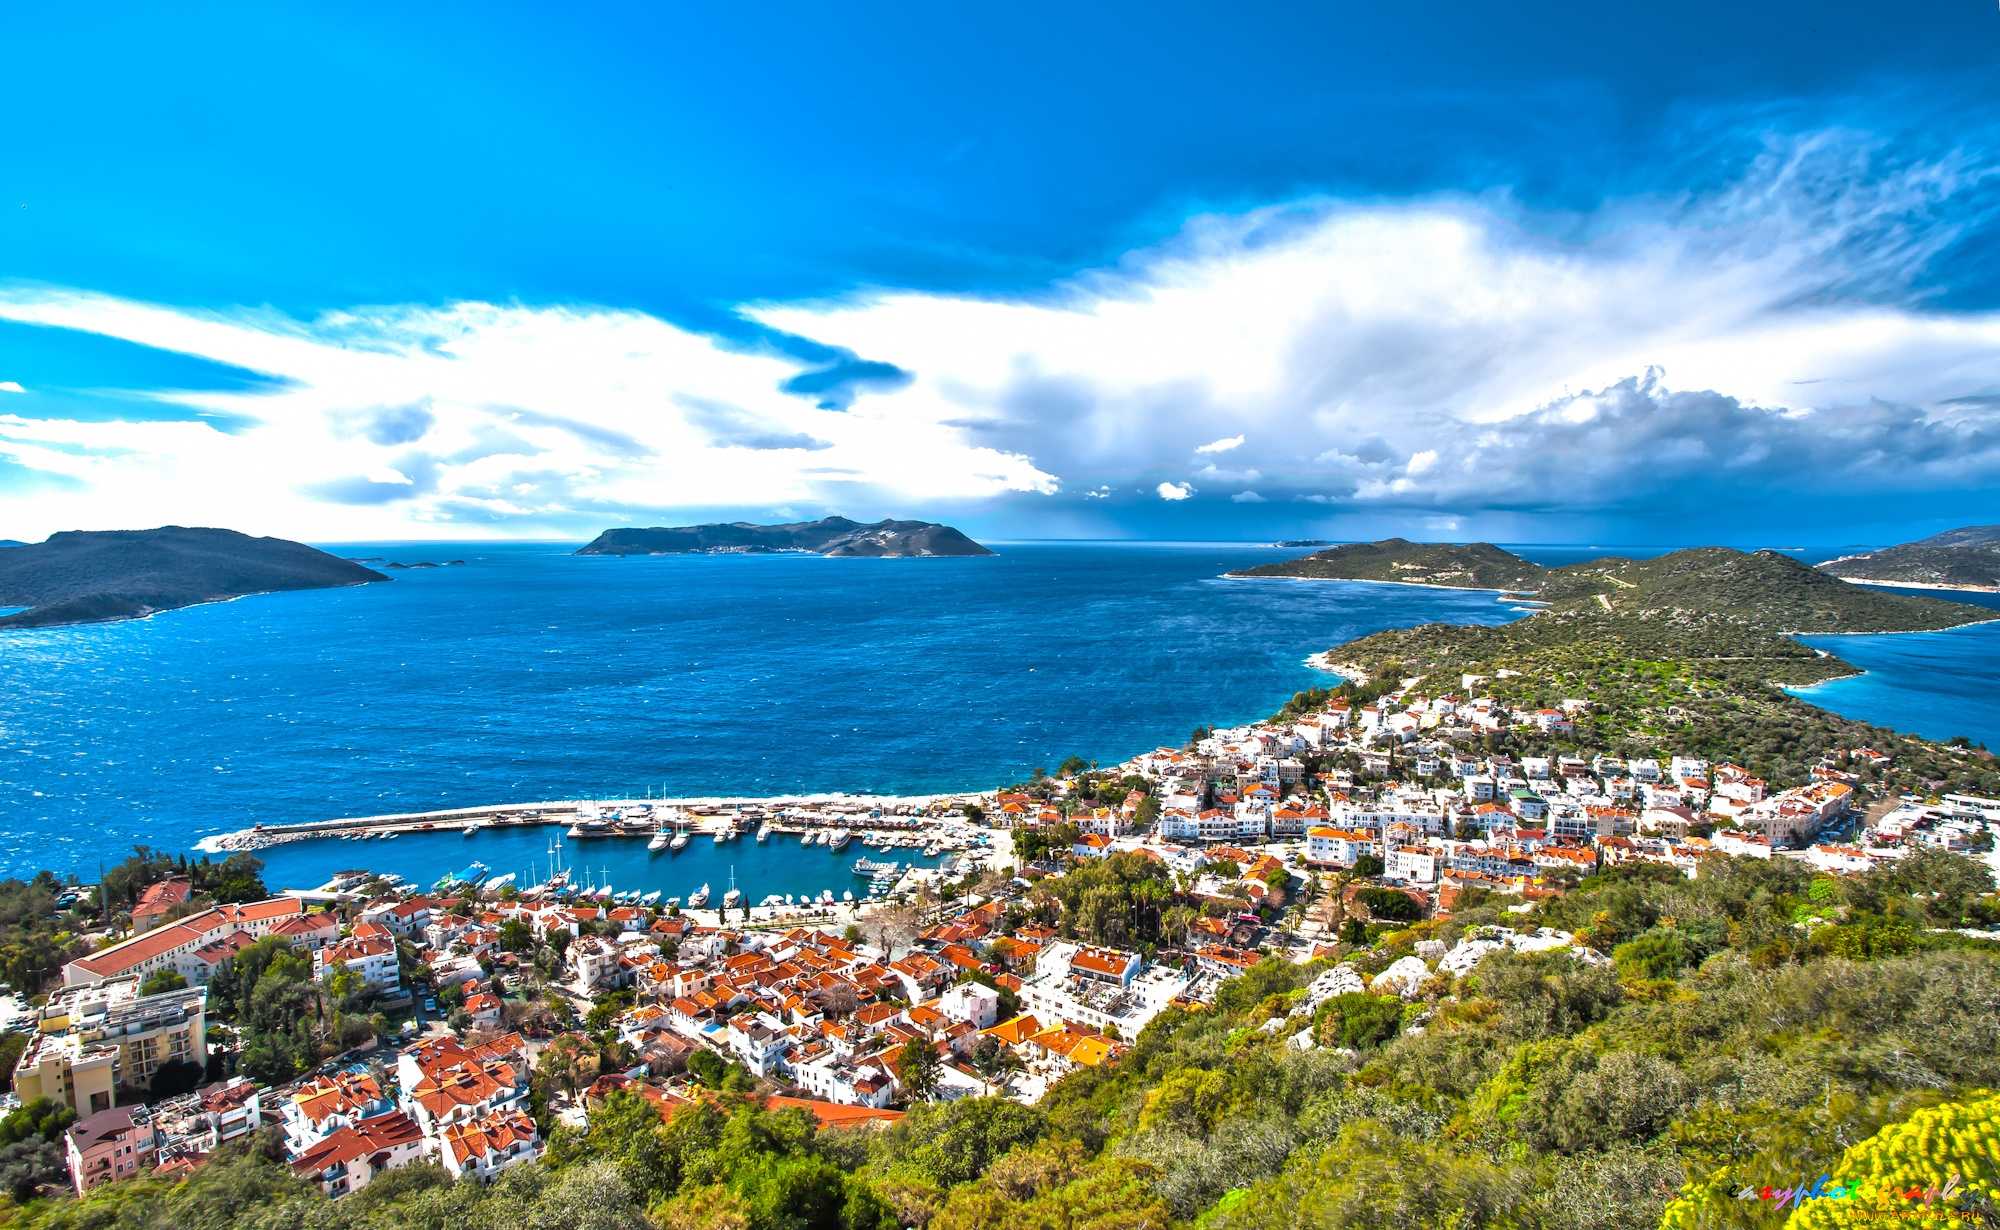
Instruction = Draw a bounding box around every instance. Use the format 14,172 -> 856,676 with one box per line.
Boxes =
4,543 -> 1994,892
0,542 -> 1524,881
1791,588 -> 2000,752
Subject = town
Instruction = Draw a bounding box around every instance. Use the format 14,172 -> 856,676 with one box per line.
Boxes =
8,683 -> 1998,1212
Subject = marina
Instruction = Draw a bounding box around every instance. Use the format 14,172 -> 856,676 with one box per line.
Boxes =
244,797 -> 999,917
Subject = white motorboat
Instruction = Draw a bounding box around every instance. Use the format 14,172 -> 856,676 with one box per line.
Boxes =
712,829 -> 727,844
641,891 -> 661,905
756,822 -> 771,843
648,831 -> 671,852
463,823 -> 478,836
688,884 -> 711,908
829,829 -> 851,851
670,830 -> 690,852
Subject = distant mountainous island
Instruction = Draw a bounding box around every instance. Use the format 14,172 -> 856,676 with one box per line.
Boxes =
0,527 -> 388,629
1230,538 -> 1546,590
576,516 -> 994,558
1818,524 -> 2000,590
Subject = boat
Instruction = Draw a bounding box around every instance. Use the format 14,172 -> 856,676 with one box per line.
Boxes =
722,870 -> 741,910
687,883 -> 711,908
756,822 -> 771,844
433,861 -> 490,892
922,845 -> 941,858
829,829 -> 851,851
712,829 -> 727,844
572,820 -> 613,838
670,830 -> 690,852
852,857 -> 899,877
641,891 -> 661,905
648,831 -> 671,852
463,823 -> 478,836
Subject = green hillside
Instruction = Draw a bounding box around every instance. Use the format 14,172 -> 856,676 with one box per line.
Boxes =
1228,539 -> 1547,590
1318,547 -> 1998,794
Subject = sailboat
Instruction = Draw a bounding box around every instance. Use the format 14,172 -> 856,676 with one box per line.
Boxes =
648,829 -> 671,852
722,868 -> 742,911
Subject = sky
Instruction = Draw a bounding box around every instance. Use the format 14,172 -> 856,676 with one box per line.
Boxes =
2,2 -> 2000,546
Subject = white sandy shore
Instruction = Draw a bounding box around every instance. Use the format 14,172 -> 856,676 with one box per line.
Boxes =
1834,576 -> 2000,594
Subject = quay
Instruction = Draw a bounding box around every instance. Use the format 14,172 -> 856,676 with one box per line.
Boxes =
197,791 -> 992,855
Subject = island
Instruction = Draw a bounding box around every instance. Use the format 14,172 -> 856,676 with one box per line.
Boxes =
1229,537 -> 1547,589
1818,524 -> 2000,590
575,516 -> 995,558
0,526 -> 389,629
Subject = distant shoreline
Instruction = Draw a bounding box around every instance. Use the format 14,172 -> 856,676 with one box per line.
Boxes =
1223,571 -> 1519,597
1837,576 -> 2000,594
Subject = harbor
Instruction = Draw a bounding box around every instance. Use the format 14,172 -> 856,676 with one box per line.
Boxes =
231,795 -> 1005,925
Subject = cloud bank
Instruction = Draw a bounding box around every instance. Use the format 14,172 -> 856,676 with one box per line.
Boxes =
2,130 -> 1999,542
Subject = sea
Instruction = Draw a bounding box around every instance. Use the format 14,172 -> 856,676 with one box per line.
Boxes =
1,541 -> 1991,893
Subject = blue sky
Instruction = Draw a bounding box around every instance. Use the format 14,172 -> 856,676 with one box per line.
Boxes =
2,1 -> 1999,544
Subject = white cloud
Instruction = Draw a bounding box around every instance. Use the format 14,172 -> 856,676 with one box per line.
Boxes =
751,131 -> 2000,519
0,292 -> 1058,540
0,382 -> 22,393
4,129 -> 2000,538
1231,490 -> 1266,503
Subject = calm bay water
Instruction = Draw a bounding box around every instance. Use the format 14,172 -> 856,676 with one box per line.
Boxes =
1790,587 -> 2000,752
0,542 -> 1522,880
4,542 -> 1994,889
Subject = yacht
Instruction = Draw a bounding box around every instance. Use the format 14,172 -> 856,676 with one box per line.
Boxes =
756,821 -> 771,844
463,822 -> 478,836
670,829 -> 690,852
648,830 -> 671,852
829,829 -> 851,851
640,891 -> 661,906
712,828 -> 727,844
722,870 -> 742,911
687,883 -> 711,908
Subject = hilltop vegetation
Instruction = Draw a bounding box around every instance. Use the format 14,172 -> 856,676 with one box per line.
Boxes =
1295,547 -> 2000,795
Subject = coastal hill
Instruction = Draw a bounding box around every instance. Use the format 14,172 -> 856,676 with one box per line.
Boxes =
576,516 -> 994,558
0,527 -> 388,629
1229,538 -> 1546,590
1819,524 -> 2000,589
1309,544 -> 1994,762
